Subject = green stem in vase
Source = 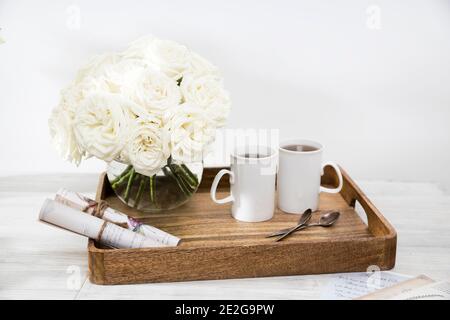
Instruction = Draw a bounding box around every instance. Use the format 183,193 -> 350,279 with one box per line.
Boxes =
180,164 -> 199,186
149,175 -> 155,203
170,164 -> 196,190
124,168 -> 136,203
110,165 -> 132,185
111,168 -> 133,190
134,175 -> 146,208
170,165 -> 194,193
163,166 -> 190,197
177,170 -> 194,192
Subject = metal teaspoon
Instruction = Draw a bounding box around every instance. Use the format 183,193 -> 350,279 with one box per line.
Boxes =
275,211 -> 340,242
266,210 -> 335,238
266,209 -> 312,238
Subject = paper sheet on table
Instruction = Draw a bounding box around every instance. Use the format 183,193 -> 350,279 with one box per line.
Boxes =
320,271 -> 412,300
390,280 -> 450,300
357,275 -> 435,300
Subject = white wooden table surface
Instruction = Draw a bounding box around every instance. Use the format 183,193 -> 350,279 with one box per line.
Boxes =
1,174 -> 449,300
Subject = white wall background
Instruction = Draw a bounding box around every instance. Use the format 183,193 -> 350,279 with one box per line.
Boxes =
0,0 -> 449,189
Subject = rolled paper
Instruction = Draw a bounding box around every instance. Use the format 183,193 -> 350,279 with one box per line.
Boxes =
39,199 -> 164,249
54,188 -> 180,246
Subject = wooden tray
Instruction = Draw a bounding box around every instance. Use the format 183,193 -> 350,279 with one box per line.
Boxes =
88,166 -> 397,285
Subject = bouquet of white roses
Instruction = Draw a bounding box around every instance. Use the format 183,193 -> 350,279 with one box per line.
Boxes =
49,36 -> 230,210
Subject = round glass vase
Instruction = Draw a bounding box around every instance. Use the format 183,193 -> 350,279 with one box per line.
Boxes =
106,159 -> 203,212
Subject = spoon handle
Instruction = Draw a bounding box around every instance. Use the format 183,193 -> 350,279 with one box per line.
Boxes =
266,210 -> 312,238
275,223 -> 320,242
275,225 -> 304,242
267,221 -> 312,238
266,227 -> 292,238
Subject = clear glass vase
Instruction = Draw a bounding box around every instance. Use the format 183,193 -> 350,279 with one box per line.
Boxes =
106,159 -> 203,212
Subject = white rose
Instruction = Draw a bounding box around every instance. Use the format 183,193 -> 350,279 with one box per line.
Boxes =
48,82 -> 100,164
168,103 -> 216,163
60,57 -> 147,116
180,75 -> 231,127
59,73 -> 117,116
99,57 -> 149,94
48,106 -> 84,165
188,52 -> 220,77
75,54 -> 147,100
73,93 -> 131,162
74,53 -> 120,85
122,66 -> 181,118
121,36 -> 156,60
58,84 -> 82,116
126,117 -> 170,176
124,36 -> 191,81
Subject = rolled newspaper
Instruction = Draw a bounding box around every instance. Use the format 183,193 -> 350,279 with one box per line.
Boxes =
55,188 -> 180,246
39,199 -> 164,249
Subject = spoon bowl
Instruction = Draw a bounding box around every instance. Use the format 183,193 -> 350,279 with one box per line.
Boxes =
318,211 -> 340,227
299,209 -> 313,224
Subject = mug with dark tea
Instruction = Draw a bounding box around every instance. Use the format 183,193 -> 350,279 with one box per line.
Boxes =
277,139 -> 343,214
210,145 -> 278,222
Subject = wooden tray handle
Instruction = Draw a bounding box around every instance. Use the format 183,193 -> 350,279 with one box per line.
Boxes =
322,165 -> 395,237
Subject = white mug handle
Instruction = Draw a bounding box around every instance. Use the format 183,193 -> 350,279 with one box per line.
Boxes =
319,161 -> 343,194
210,169 -> 235,204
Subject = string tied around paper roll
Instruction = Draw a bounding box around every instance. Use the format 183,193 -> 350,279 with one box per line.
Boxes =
96,221 -> 108,242
85,199 -> 129,229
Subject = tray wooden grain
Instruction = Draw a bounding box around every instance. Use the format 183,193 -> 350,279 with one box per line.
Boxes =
88,166 -> 397,285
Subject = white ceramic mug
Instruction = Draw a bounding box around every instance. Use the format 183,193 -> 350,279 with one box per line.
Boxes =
277,139 -> 343,214
210,146 -> 278,222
